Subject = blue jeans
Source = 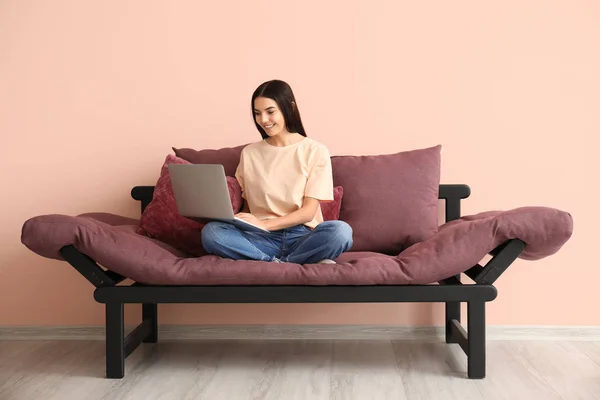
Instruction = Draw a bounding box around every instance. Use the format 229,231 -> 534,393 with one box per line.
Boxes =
201,220 -> 353,264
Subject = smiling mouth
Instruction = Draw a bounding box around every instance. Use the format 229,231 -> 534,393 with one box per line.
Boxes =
264,124 -> 274,129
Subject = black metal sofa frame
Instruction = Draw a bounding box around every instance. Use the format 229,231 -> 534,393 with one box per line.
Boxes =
58,184 -> 526,379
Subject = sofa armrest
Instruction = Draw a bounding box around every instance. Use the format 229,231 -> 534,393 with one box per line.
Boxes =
439,184 -> 470,222
131,186 -> 155,213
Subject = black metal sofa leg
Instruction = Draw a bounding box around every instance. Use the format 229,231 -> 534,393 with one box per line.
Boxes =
106,302 -> 125,379
104,302 -> 159,378
467,301 -> 486,379
445,301 -> 461,343
143,303 -> 158,343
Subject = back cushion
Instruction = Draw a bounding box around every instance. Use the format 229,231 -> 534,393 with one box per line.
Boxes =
331,145 -> 441,255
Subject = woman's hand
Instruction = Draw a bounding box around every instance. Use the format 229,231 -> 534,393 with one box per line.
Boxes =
234,212 -> 270,231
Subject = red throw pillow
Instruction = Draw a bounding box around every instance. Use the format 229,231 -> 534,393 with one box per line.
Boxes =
137,154 -> 243,256
321,186 -> 344,221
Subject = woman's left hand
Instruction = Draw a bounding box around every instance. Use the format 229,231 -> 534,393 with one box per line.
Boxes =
234,213 -> 270,231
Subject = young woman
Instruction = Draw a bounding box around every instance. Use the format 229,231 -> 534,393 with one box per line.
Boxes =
201,79 -> 353,264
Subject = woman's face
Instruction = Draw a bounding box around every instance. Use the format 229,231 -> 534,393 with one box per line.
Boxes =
253,96 -> 288,137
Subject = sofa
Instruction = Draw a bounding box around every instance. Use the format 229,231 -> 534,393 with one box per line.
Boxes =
20,144 -> 573,380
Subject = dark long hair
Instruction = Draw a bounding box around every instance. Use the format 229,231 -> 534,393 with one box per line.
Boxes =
251,80 -> 307,140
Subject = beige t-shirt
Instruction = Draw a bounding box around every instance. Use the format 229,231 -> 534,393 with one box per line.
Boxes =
234,137 -> 334,229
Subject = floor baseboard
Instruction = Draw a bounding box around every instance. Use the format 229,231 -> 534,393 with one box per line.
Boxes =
1,325 -> 599,341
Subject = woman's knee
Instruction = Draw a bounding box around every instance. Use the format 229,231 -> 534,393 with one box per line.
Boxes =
201,222 -> 230,251
321,220 -> 353,249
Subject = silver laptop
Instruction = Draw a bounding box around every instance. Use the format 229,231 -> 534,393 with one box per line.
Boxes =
168,163 -> 269,232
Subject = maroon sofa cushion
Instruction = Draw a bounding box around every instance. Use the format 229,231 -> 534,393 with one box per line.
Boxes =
137,154 -> 243,257
331,145 -> 442,255
21,206 -> 573,285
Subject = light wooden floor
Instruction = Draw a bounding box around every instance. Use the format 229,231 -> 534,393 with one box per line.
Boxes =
1,339 -> 599,400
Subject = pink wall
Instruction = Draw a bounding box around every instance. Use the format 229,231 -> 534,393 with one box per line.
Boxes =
1,0 -> 598,327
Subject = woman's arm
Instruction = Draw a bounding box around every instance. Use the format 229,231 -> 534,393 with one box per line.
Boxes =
236,197 -> 320,231
263,197 -> 320,231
